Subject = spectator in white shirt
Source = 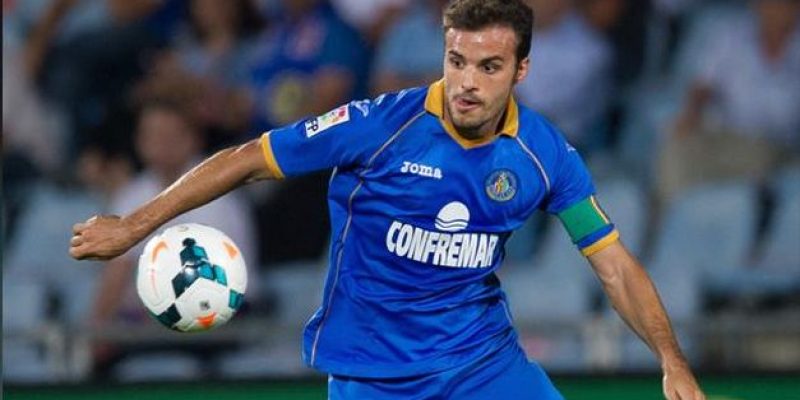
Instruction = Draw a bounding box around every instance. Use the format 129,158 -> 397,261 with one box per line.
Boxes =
515,0 -> 619,152
660,0 -> 800,203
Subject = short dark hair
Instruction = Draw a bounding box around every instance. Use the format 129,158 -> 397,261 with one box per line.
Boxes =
442,0 -> 535,63
138,97 -> 199,134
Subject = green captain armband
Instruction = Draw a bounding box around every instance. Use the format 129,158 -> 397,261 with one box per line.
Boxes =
557,196 -> 618,255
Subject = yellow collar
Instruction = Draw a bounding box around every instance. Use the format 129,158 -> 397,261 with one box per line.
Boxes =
424,79 -> 519,149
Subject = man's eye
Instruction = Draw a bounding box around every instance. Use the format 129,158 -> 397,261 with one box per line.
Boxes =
450,58 -> 464,68
483,64 -> 499,73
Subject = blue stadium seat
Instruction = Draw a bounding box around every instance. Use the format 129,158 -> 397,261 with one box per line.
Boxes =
2,279 -> 52,382
762,165 -> 800,270
4,183 -> 103,327
617,81 -> 682,183
619,181 -> 758,369
261,262 -> 326,326
649,181 -> 759,303
737,165 -> 800,295
773,163 -> 800,199
500,263 -> 589,371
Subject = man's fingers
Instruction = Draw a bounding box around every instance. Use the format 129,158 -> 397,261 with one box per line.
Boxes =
73,215 -> 103,234
664,386 -> 679,400
670,384 -> 703,400
70,215 -> 126,261
73,222 -> 86,235
69,243 -> 88,260
676,386 -> 701,400
70,235 -> 84,247
69,242 -> 117,261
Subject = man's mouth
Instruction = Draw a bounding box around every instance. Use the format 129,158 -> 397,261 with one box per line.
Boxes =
453,95 -> 482,112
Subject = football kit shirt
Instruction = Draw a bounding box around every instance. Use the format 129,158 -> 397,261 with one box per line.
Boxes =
260,80 -> 618,378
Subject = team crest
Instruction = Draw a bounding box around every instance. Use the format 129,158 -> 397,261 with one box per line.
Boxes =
485,170 -> 518,202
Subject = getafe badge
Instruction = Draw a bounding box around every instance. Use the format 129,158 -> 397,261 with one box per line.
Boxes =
485,169 -> 518,202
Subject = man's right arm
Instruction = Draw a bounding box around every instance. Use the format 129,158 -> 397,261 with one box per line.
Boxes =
70,138 -> 274,261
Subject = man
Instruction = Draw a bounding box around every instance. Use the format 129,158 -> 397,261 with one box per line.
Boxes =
662,0 -> 800,204
370,0 -> 449,95
70,1 -> 705,398
248,0 -> 369,132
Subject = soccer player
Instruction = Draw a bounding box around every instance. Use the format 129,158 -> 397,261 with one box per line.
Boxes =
70,1 -> 706,398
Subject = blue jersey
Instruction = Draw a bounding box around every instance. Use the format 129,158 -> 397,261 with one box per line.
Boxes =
260,80 -> 618,378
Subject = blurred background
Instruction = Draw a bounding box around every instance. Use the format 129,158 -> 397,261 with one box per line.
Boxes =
2,0 -> 799,395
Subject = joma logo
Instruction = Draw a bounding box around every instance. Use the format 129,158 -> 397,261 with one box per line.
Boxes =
401,161 -> 443,179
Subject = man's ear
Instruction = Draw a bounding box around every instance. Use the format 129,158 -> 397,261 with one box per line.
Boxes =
515,56 -> 530,84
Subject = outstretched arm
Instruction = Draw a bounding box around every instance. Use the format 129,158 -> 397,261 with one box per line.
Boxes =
587,241 -> 705,400
70,138 -> 273,260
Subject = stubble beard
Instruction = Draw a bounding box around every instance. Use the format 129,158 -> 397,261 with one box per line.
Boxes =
447,102 -> 492,140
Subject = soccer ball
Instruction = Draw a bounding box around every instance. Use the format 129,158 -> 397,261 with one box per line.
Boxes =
137,223 -> 247,332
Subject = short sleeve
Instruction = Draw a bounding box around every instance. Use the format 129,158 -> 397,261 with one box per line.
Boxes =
544,140 -> 595,215
261,97 -> 396,178
543,132 -> 619,256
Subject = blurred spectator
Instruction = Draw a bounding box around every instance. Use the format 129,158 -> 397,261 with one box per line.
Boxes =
247,0 -> 368,132
653,0 -> 701,16
2,135 -> 134,381
330,0 -> 410,44
3,0 -> 68,242
660,0 -> 800,203
371,0 -> 447,95
135,0 -> 266,147
645,0 -> 701,76
515,0 -> 620,152
4,136 -> 134,328
90,99 -> 258,343
3,0 -> 68,175
235,0 -> 353,269
242,0 -> 360,269
7,0 -> 176,160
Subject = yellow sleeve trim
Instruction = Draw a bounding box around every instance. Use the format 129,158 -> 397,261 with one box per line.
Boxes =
581,229 -> 620,257
260,132 -> 285,179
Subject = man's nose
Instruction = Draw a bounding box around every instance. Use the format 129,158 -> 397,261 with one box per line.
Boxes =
461,67 -> 478,91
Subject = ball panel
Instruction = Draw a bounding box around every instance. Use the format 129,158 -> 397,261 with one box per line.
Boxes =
173,279 -> 231,332
149,304 -> 182,331
137,234 -> 179,314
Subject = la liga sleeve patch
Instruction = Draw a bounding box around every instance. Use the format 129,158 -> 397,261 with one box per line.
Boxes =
305,105 -> 350,138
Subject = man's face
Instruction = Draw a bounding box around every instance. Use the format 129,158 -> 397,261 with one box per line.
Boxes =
136,108 -> 199,176
755,0 -> 800,34
443,25 -> 529,139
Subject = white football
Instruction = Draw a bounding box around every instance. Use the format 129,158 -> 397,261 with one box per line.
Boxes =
136,223 -> 247,332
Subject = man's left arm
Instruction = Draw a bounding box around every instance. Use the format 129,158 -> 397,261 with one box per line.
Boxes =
587,241 -> 706,400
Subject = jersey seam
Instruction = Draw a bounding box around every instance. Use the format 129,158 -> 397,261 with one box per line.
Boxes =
514,136 -> 551,194
310,110 -> 427,366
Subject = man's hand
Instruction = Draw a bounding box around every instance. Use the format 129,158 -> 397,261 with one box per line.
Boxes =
70,216 -> 142,261
663,360 -> 706,400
